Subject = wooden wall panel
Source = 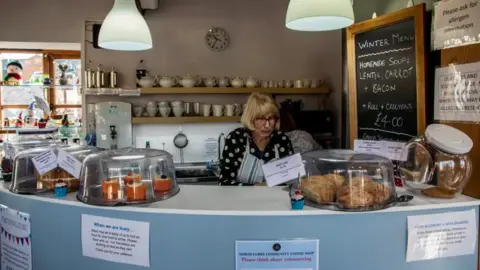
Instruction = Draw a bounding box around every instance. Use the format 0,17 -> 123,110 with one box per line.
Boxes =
440,43 -> 480,199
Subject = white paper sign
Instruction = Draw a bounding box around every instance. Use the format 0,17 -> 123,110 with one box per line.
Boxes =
406,210 -> 477,262
31,149 -> 57,175
434,62 -> 480,122
0,205 -> 32,270
433,0 -> 480,50
263,153 -> 306,187
3,143 -> 16,159
354,139 -> 406,161
81,214 -> 150,267
204,137 -> 218,160
57,149 -> 82,178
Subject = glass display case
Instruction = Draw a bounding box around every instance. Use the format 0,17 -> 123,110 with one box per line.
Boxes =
77,148 -> 179,206
1,128 -> 59,182
399,124 -> 473,198
300,150 -> 402,211
9,144 -> 99,194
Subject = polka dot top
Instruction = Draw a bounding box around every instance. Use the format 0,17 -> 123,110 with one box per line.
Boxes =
219,128 -> 294,186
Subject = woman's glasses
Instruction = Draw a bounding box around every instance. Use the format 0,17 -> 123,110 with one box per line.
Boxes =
254,116 -> 277,127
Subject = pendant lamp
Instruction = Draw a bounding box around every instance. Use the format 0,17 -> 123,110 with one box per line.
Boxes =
286,0 -> 355,31
99,0 -> 153,51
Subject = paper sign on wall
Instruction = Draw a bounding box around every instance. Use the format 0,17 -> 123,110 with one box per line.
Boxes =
57,149 -> 82,178
434,62 -> 480,122
263,153 -> 306,187
406,210 -> 477,262
236,239 -> 319,270
432,0 -> 480,50
81,214 -> 150,267
0,205 -> 32,270
31,149 -> 57,175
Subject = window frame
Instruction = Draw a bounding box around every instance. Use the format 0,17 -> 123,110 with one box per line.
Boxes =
0,49 -> 81,133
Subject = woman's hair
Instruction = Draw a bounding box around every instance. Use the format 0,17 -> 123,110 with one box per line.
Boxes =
241,92 -> 280,131
279,109 -> 296,132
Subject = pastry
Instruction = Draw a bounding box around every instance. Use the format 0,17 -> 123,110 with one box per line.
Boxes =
153,175 -> 173,192
36,168 -> 60,190
102,178 -> 121,200
336,177 -> 392,208
422,187 -> 455,199
300,174 -> 344,203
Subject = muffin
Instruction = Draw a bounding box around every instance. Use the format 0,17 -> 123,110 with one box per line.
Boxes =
153,175 -> 173,192
123,172 -> 146,201
101,178 -> 121,200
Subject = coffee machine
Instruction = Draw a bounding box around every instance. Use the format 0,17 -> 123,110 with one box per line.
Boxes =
95,102 -> 132,149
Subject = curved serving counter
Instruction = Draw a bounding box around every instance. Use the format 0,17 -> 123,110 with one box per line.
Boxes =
0,184 -> 478,270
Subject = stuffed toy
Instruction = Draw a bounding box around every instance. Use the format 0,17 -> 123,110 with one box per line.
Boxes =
4,61 -> 23,84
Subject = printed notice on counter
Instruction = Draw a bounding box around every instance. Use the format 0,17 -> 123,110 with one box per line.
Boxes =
263,153 -> 306,187
81,214 -> 150,267
0,205 -> 32,270
57,149 -> 82,178
354,139 -> 406,161
236,239 -> 319,270
406,210 -> 477,262
434,62 -> 480,122
31,149 -> 57,175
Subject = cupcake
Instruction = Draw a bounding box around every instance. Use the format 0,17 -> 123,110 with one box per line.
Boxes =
124,172 -> 146,201
54,181 -> 68,198
290,190 -> 305,210
101,178 -> 121,201
153,175 -> 173,192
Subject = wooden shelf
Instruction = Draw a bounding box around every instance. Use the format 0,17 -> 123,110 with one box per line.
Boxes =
140,86 -> 329,95
132,116 -> 241,124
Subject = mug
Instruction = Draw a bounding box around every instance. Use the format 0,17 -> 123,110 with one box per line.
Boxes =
284,80 -> 293,88
159,107 -> 171,117
146,101 -> 156,108
173,107 -> 184,117
262,80 -> 269,88
133,106 -> 144,117
310,79 -> 321,88
146,106 -> 157,117
302,79 -> 311,88
268,80 -> 275,88
294,80 -> 303,88
225,104 -> 235,117
233,103 -> 242,116
202,104 -> 212,117
171,100 -> 183,108
277,80 -> 285,88
158,101 -> 169,107
213,105 -> 225,117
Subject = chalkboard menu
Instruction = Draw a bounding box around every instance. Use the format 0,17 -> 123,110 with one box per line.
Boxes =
347,4 -> 426,145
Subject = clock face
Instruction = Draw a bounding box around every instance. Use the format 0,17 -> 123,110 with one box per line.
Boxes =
205,27 -> 230,52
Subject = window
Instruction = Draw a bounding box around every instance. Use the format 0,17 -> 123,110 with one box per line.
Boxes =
0,50 -> 82,131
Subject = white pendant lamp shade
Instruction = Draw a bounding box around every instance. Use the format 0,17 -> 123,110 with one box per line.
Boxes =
286,0 -> 355,31
99,0 -> 153,51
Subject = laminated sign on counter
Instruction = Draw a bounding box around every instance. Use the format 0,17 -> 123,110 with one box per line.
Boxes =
432,0 -> 480,50
0,205 -> 32,270
434,62 -> 480,122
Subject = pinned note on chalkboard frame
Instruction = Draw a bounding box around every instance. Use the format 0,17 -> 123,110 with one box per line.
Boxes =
347,4 -> 427,146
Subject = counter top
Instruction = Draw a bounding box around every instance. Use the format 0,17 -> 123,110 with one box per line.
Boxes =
1,184 -> 478,216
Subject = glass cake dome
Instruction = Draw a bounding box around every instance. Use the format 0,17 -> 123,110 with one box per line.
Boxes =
2,128 -> 59,183
9,144 -> 99,194
77,148 -> 179,206
300,150 -> 401,211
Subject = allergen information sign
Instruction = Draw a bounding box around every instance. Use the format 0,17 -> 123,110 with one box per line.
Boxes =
236,240 -> 319,270
406,210 -> 477,262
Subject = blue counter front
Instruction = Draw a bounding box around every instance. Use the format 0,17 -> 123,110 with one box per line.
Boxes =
0,185 -> 478,270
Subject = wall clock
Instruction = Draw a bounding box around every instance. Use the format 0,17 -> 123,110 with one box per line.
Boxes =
205,27 -> 230,52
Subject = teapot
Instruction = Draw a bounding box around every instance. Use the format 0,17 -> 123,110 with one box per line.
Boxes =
137,76 -> 155,88
231,77 -> 245,88
179,74 -> 198,88
204,77 -> 218,87
218,77 -> 230,87
245,77 -> 259,88
159,74 -> 177,88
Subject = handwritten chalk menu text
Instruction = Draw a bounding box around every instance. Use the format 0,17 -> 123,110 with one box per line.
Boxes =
354,19 -> 418,142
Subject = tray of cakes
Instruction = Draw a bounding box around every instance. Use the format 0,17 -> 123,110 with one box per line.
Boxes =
77,148 -> 179,206
1,128 -> 59,183
300,150 -> 412,212
9,144 -> 99,194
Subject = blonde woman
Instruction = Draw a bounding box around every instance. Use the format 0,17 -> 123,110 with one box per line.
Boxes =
219,92 -> 294,186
